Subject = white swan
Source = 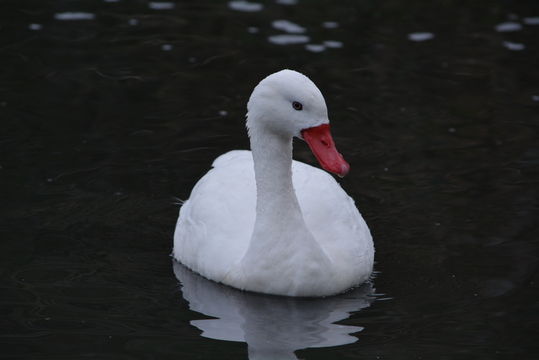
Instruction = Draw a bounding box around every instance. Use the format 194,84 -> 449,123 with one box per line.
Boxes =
173,69 -> 374,297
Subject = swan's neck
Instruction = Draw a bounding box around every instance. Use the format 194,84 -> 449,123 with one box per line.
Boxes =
250,130 -> 300,218
237,125 -> 332,294
248,128 -> 306,243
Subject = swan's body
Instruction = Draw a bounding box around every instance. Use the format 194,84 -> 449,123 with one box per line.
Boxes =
174,70 -> 374,297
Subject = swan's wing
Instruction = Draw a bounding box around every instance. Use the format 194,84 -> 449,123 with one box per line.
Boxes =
173,151 -> 256,282
292,160 -> 374,283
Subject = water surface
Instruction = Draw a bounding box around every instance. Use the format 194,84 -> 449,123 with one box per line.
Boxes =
1,0 -> 538,359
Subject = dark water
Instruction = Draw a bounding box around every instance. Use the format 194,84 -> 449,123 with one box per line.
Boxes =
1,0 -> 539,359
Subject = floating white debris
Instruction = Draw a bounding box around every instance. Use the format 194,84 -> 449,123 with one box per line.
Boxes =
247,26 -> 259,33
54,12 -> 96,21
128,18 -> 139,26
523,17 -> 539,25
276,0 -> 298,5
407,32 -> 434,42
228,1 -> 263,12
161,44 -> 173,51
28,23 -> 42,30
323,40 -> 343,48
218,110 -> 228,116
305,44 -> 325,53
148,2 -> 175,10
448,127 -> 456,133
322,21 -> 339,29
532,95 -> 539,102
272,19 -> 306,34
495,22 -> 522,32
502,41 -> 525,51
268,34 -> 309,45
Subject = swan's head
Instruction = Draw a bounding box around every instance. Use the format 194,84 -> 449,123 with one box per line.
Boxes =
246,69 -> 350,177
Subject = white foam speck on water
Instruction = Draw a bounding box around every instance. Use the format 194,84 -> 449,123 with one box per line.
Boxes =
272,20 -> 306,34
276,0 -> 298,5
502,41 -> 525,51
305,44 -> 325,53
161,44 -> 173,51
268,34 -> 309,45
218,110 -> 228,116
323,40 -> 343,48
322,21 -> 339,29
228,1 -> 263,12
531,95 -> 539,102
29,23 -> 42,30
407,32 -> 435,42
148,2 -> 175,10
523,17 -> 539,25
54,12 -> 96,21
495,22 -> 522,32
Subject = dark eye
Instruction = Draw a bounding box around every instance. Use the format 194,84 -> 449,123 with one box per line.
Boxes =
292,101 -> 303,111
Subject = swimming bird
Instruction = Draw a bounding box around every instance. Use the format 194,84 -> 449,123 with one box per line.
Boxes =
173,69 -> 374,297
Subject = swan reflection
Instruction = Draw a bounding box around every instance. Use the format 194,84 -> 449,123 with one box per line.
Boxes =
173,261 -> 375,359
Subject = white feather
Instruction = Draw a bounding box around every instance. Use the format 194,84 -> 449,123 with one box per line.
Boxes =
173,70 -> 374,297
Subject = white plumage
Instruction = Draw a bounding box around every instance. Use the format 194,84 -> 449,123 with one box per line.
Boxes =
174,70 -> 374,297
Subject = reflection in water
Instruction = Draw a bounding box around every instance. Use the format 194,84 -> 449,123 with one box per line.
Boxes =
148,2 -> 176,10
495,21 -> 523,32
28,23 -> 42,31
523,17 -> 539,25
272,20 -> 306,34
305,44 -> 325,53
268,34 -> 310,45
323,40 -> 343,48
173,262 -> 375,360
503,41 -> 526,51
53,12 -> 96,21
276,0 -> 298,5
322,21 -> 339,29
407,32 -> 435,42
161,44 -> 173,51
229,1 -> 264,13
